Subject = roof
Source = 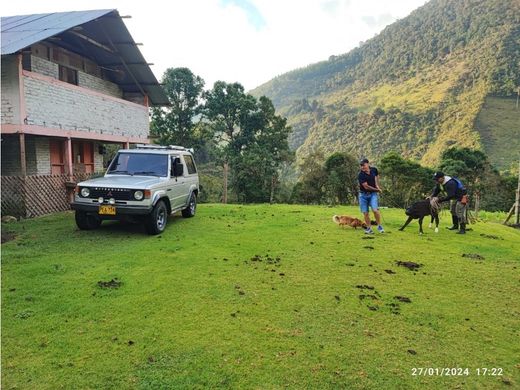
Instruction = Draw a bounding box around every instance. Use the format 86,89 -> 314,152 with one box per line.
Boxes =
1,10 -> 169,106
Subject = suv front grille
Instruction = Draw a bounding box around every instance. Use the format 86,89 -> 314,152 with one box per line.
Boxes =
89,187 -> 133,201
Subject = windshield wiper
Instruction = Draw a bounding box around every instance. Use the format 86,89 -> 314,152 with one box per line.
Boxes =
131,171 -> 161,176
109,170 -> 130,175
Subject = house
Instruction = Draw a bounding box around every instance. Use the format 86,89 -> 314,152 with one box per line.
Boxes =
1,9 -> 168,217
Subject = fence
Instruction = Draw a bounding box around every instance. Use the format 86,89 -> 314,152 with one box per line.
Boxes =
1,173 -> 93,218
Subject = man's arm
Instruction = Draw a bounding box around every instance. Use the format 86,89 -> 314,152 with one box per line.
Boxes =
431,184 -> 441,198
375,175 -> 382,192
361,182 -> 380,192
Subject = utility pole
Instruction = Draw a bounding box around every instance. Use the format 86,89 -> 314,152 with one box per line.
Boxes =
504,159 -> 520,225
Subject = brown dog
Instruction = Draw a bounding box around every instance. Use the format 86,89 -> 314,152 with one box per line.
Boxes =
332,215 -> 368,229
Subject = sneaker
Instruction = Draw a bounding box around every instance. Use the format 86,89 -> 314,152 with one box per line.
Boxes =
364,228 -> 374,234
377,225 -> 385,233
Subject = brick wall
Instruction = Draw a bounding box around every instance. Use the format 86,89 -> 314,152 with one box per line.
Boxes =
35,137 -> 51,175
24,74 -> 149,139
1,55 -> 20,125
30,56 -> 59,78
94,143 -> 104,172
30,55 -> 123,98
78,72 -> 122,98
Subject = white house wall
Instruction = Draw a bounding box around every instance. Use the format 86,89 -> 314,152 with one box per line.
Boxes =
23,73 -> 149,139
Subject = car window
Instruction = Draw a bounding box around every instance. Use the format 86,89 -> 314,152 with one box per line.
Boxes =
184,155 -> 197,175
107,153 -> 168,177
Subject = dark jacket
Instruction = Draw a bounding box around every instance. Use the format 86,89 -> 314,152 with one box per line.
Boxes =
432,177 -> 465,202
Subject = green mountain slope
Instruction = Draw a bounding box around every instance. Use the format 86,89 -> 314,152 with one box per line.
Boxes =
251,0 -> 520,169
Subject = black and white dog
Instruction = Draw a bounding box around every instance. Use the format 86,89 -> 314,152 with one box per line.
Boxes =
399,198 -> 440,234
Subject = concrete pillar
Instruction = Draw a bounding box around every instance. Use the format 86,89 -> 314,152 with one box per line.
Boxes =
19,133 -> 27,176
65,138 -> 73,180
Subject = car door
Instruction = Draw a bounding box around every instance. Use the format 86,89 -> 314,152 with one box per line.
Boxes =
168,155 -> 187,209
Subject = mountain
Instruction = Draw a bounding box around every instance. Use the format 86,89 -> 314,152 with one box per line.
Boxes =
251,0 -> 520,170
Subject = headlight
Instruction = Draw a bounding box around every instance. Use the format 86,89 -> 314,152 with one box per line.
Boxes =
80,187 -> 90,197
134,190 -> 144,201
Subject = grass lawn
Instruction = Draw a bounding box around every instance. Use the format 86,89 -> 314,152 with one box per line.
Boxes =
2,204 -> 519,389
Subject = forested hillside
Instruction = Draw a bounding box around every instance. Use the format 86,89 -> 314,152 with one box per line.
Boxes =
251,0 -> 520,170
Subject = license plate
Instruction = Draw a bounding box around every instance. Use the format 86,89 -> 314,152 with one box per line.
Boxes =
99,205 -> 116,215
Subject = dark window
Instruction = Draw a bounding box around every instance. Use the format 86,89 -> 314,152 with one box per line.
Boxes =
184,155 -> 197,174
59,65 -> 78,85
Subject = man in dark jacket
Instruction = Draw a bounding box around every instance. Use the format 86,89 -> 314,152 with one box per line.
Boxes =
431,172 -> 468,234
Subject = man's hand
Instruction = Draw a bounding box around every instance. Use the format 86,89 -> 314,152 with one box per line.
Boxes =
377,187 -> 383,193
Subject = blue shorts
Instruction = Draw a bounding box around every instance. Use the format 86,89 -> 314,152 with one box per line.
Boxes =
359,192 -> 379,213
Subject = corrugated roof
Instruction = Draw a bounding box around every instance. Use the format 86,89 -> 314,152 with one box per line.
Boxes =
1,10 -> 169,106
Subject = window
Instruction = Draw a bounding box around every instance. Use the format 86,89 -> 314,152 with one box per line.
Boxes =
107,153 -> 168,177
184,155 -> 197,174
59,65 -> 78,85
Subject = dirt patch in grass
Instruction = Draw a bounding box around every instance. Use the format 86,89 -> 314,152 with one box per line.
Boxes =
356,285 -> 374,290
396,261 -> 422,271
97,279 -> 121,289
1,231 -> 16,244
480,233 -> 502,240
384,269 -> 396,274
359,294 -> 378,300
462,253 -> 485,260
394,296 -> 412,303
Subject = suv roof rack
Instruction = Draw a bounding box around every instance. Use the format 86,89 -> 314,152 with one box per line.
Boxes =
135,144 -> 194,153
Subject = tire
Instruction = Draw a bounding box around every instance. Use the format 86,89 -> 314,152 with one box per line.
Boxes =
75,211 -> 102,230
181,193 -> 197,218
145,200 -> 168,235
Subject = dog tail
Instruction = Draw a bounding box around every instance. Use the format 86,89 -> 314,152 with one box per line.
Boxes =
332,215 -> 340,224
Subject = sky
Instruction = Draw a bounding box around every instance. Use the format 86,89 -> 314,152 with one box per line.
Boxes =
1,0 -> 428,90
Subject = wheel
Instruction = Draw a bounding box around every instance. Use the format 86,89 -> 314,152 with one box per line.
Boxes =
145,200 -> 168,235
75,211 -> 102,230
181,193 -> 197,218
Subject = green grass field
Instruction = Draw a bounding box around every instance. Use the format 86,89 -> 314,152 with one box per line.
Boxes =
2,204 -> 519,389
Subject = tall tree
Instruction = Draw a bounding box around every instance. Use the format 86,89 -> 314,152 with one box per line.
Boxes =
151,67 -> 205,147
324,152 -> 358,204
231,96 -> 292,203
203,81 -> 256,203
291,151 -> 327,204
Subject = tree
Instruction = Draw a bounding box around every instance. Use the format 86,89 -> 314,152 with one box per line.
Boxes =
324,152 -> 359,204
291,152 -> 327,204
379,152 -> 434,208
150,67 -> 205,147
203,81 -> 257,203
231,96 -> 293,203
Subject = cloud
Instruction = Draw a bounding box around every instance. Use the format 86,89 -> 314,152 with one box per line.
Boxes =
221,0 -> 266,30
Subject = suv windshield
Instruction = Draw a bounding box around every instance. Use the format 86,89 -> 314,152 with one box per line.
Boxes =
107,153 -> 168,177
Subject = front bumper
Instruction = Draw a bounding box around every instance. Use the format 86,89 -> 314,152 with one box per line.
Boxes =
72,202 -> 153,216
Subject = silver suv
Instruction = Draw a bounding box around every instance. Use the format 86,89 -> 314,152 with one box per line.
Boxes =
72,145 -> 199,235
